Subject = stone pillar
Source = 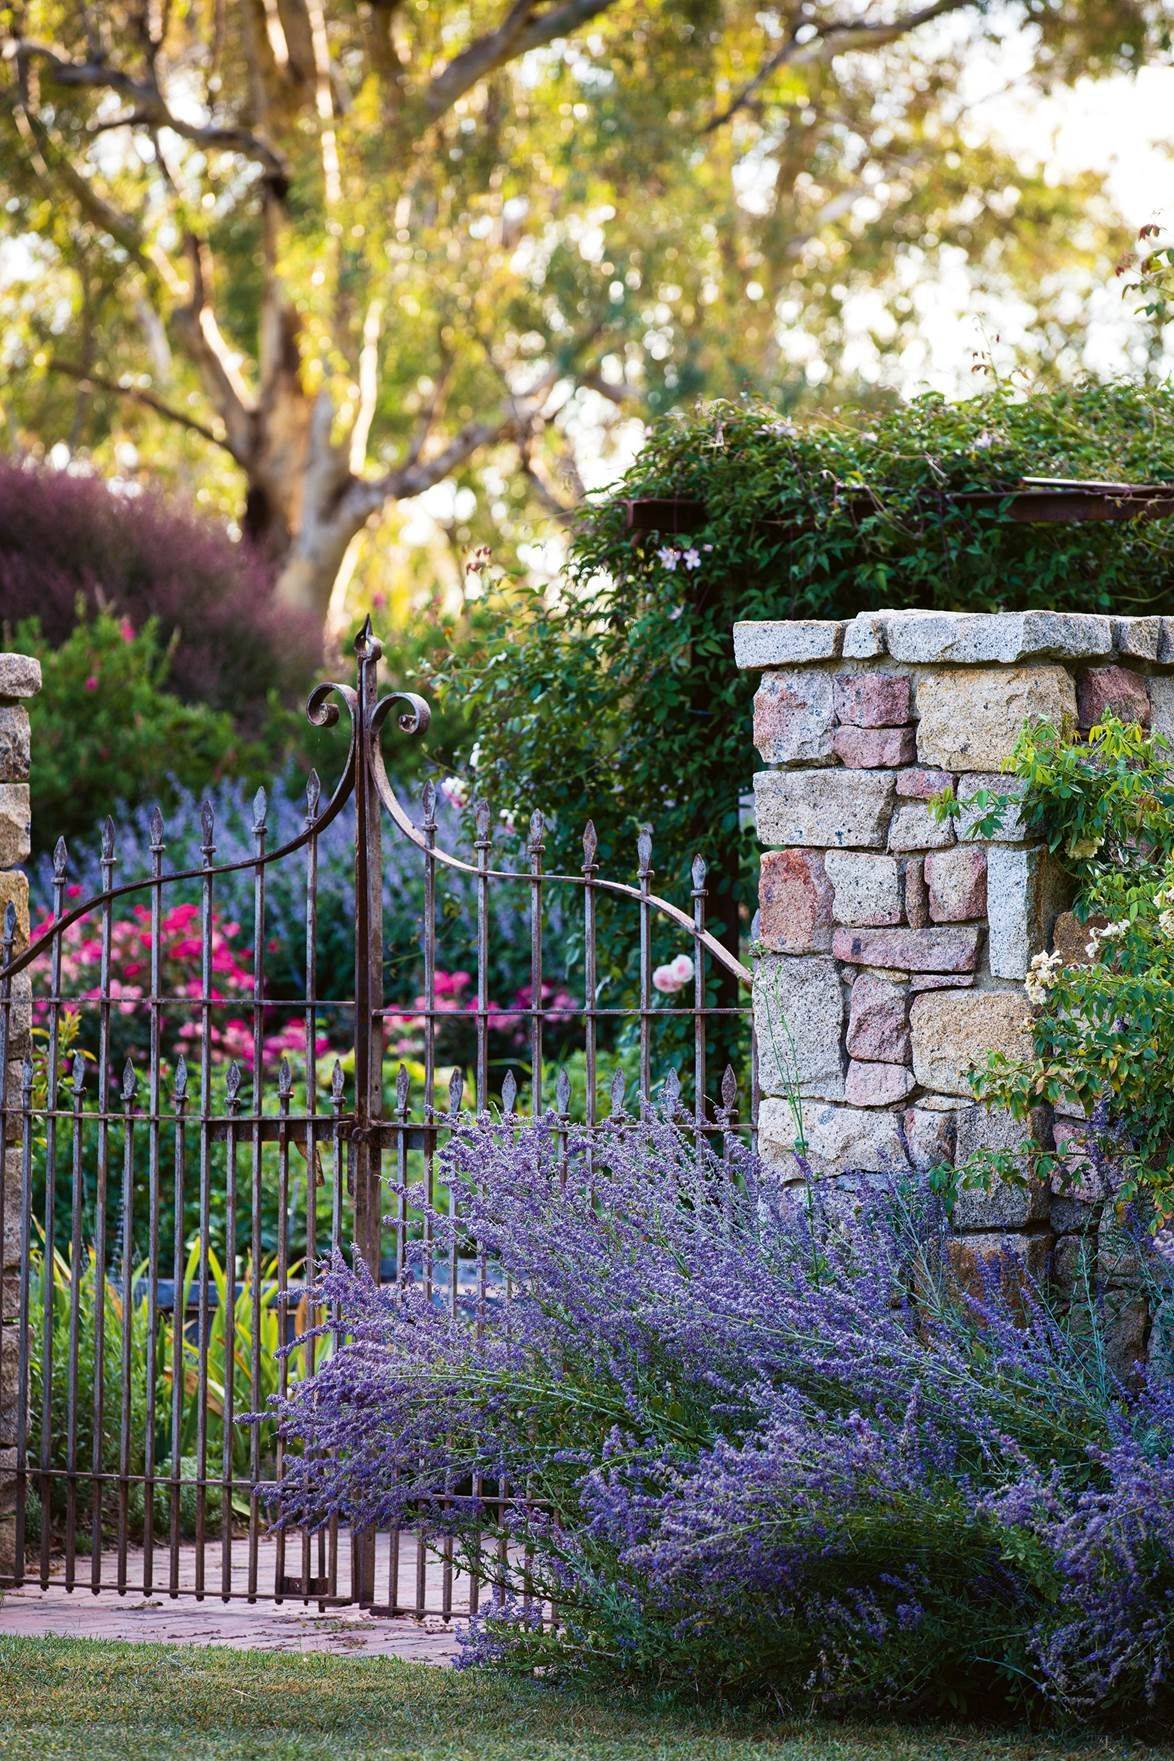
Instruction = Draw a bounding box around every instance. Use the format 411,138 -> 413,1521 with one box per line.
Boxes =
0,651 -> 39,1579
739,608 -> 1174,1298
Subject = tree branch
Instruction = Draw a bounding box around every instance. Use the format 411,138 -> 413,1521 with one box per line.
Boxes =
423,0 -> 619,123
8,35 -> 290,189
705,0 -> 976,132
46,360 -> 239,456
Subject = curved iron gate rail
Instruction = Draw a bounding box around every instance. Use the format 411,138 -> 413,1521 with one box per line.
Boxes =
0,619 -> 756,1614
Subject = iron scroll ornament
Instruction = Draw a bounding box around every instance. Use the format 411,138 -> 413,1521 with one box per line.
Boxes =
0,617 -> 749,994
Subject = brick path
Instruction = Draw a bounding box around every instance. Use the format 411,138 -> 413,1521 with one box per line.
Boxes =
0,1534 -> 463,1659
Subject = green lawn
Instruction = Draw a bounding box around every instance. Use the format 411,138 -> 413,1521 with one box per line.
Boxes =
0,1638 -> 1169,1761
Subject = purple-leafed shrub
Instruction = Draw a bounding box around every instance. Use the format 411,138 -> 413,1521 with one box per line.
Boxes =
0,455 -> 320,719
264,1109 -> 1173,1722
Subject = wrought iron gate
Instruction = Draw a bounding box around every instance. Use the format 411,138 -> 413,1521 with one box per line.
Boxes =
0,620 -> 755,1614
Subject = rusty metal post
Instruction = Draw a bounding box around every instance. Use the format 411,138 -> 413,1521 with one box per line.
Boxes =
351,618 -> 384,1605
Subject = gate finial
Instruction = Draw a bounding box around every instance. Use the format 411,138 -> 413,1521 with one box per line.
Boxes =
355,614 -> 382,662
609,1068 -> 626,1116
121,1057 -> 137,1103
53,835 -> 68,880
174,1055 -> 188,1101
582,820 -> 597,868
306,769 -> 322,822
149,806 -> 165,851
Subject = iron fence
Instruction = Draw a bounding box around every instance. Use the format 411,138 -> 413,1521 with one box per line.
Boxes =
0,619 -> 756,1614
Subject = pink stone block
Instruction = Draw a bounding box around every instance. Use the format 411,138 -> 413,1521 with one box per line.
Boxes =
753,670 -> 837,762
833,671 -> 912,728
845,1060 -> 916,1106
846,973 -> 910,1064
832,926 -> 981,973
895,767 -> 953,799
758,849 -> 834,953
925,846 -> 987,923
909,973 -> 974,991
831,725 -> 916,768
1076,665 -> 1150,730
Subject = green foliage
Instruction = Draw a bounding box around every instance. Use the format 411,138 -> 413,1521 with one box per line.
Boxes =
18,607 -> 266,851
452,383 -> 1174,982
949,716 -> 1174,1221
24,1235 -> 316,1545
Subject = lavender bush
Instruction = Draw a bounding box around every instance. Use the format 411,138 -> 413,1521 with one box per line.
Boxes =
265,1109 -> 1172,1723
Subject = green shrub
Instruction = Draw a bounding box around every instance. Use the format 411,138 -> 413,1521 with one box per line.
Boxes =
17,607 -> 267,850
938,714 -> 1174,1223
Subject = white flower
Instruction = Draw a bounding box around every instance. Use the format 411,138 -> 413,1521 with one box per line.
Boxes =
657,546 -> 680,571
439,776 -> 469,810
652,953 -> 695,995
760,419 -> 797,438
973,430 -> 998,449
1024,949 -> 1063,1005
682,548 -> 701,570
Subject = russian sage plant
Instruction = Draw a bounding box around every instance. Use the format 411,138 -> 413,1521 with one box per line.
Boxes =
265,1109 -> 1172,1722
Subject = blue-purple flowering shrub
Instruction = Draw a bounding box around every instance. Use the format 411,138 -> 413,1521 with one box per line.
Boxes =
265,1109 -> 1173,1722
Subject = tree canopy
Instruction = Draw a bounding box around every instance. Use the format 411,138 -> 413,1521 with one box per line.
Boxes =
2,2 -> 1167,626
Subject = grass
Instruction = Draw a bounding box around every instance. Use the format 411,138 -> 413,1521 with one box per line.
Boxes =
0,1638 -> 1170,1761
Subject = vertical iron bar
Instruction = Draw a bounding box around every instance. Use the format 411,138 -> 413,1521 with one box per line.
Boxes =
0,906 -> 13,1583
328,1060 -> 345,1604
63,1054 -> 86,1589
116,1058 -> 137,1592
303,772 -> 323,1605
421,781 -> 437,1301
637,827 -> 653,1106
351,622 -> 384,1608
221,1062 -> 241,1600
89,827 -> 113,1590
39,839 -> 67,1587
247,791 -> 267,1602
13,1058 -> 35,1584
692,856 -> 707,1139
194,801 -> 215,1598
168,1060 -> 188,1597
272,1057 -> 293,1603
142,808 -> 165,1593
528,812 -> 544,1114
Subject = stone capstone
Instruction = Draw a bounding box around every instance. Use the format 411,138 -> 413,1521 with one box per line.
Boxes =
925,846 -> 987,923
753,669 -> 836,765
833,926 -> 981,974
832,672 -> 911,727
1113,616 -> 1161,661
734,620 -> 843,667
869,610 -> 1113,666
758,849 -> 835,953
916,666 -> 1077,772
910,990 -> 1031,1095
823,851 -> 902,926
0,655 -> 42,701
754,770 -> 896,849
754,955 -> 845,1100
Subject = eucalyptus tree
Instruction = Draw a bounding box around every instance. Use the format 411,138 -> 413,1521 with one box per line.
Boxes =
1,3 -> 1162,624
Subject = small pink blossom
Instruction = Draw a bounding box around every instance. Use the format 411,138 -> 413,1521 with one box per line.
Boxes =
682,548 -> 701,570
84,675 -> 99,692
656,546 -> 680,571
118,616 -> 136,643
652,953 -> 694,995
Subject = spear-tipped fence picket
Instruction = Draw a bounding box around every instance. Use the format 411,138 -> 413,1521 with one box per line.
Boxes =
0,621 -> 756,1616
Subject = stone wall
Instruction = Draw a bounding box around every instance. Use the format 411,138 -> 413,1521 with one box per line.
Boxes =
0,651 -> 39,1577
739,609 -> 1170,1358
